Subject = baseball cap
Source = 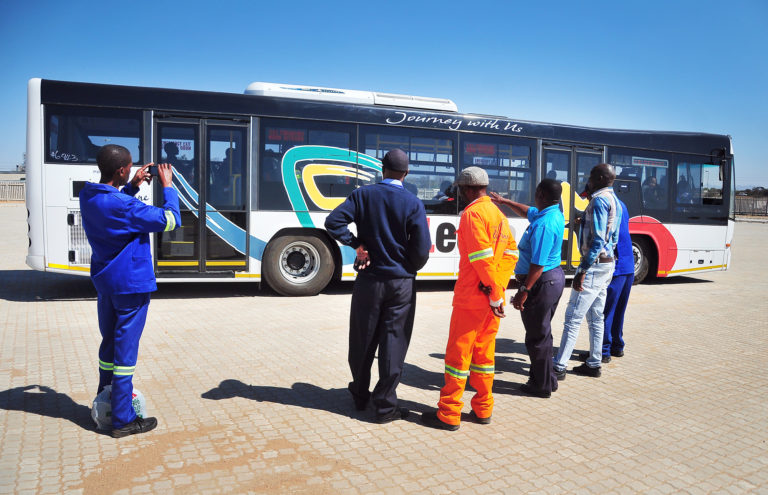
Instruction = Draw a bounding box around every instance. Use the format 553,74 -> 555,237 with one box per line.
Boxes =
381,148 -> 409,172
456,166 -> 489,186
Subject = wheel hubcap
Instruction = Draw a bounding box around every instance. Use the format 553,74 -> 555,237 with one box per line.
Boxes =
279,241 -> 320,282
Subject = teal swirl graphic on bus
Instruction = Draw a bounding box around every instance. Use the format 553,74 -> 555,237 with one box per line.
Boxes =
281,145 -> 382,227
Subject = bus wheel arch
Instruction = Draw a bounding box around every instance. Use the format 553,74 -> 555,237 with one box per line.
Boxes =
262,229 -> 337,296
630,235 -> 657,284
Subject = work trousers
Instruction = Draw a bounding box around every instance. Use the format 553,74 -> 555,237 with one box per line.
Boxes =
437,307 -> 499,426
348,275 -> 416,417
97,292 -> 150,429
602,273 -> 634,356
520,267 -> 565,393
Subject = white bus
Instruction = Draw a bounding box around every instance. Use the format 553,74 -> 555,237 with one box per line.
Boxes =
25,78 -> 735,296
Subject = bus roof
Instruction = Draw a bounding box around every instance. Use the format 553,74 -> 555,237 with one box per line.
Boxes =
38,79 -> 731,156
244,82 -> 458,113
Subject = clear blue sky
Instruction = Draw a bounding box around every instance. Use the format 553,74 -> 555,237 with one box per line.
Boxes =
1,0 -> 766,187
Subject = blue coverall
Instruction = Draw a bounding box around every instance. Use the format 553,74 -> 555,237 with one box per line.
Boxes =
80,181 -> 180,428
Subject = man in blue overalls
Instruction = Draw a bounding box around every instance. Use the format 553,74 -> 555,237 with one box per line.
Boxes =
80,144 -> 181,438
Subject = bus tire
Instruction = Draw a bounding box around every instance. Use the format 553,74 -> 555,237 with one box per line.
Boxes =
262,234 -> 335,296
631,236 -> 654,284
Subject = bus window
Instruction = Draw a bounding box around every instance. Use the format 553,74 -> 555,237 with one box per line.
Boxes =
258,119 -> 355,211
609,150 -> 670,212
361,126 -> 457,215
464,136 -> 534,216
208,127 -> 246,210
161,130 -> 197,190
676,162 -> 723,206
45,105 -> 141,164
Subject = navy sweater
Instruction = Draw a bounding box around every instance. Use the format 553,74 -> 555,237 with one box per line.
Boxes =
325,181 -> 431,279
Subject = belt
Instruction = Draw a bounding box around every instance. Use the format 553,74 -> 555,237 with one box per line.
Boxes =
598,255 -> 614,264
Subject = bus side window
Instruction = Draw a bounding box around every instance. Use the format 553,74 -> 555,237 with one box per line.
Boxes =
259,155 -> 284,206
676,162 -> 723,206
258,119 -> 356,212
462,136 -> 534,217
609,151 -> 670,214
45,105 -> 141,164
360,126 -> 457,215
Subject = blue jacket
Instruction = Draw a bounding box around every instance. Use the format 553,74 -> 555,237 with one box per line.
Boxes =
614,199 -> 634,276
80,182 -> 181,295
325,180 -> 431,279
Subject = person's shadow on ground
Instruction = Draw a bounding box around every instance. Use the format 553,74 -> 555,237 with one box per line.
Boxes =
201,379 -> 429,423
0,385 -> 101,432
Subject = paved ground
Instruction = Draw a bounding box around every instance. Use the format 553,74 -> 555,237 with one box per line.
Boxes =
1,202 -> 766,494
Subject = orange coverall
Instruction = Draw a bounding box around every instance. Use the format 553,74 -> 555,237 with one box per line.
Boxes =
437,195 -> 518,425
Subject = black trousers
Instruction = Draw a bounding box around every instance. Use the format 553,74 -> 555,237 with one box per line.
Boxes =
348,274 -> 416,416
520,267 -> 565,393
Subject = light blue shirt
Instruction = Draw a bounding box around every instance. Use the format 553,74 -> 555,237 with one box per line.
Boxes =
381,178 -> 403,188
515,204 -> 565,275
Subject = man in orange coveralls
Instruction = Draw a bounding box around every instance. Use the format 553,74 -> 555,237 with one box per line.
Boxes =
422,166 -> 517,431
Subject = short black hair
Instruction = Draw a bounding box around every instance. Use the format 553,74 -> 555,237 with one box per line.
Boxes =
97,144 -> 132,178
537,178 -> 562,205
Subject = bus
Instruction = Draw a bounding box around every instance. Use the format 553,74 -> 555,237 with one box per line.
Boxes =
25,78 -> 735,296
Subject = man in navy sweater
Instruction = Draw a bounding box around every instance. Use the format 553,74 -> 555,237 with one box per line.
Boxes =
325,148 -> 431,423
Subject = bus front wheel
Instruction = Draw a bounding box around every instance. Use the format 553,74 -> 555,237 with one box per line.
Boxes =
262,234 -> 335,296
631,236 -> 654,285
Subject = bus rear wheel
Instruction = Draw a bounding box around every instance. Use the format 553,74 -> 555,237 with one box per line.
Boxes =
632,236 -> 654,284
262,234 -> 335,296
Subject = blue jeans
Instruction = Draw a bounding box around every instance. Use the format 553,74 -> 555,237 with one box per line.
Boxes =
554,261 -> 614,370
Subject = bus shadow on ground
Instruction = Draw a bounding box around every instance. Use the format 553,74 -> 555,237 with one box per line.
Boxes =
0,270 -> 96,302
321,279 -> 456,296
0,385 -> 100,432
644,276 -> 713,285
0,269 -> 453,302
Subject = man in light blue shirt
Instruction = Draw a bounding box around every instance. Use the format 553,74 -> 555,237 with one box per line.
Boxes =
554,164 -> 622,378
490,178 -> 565,398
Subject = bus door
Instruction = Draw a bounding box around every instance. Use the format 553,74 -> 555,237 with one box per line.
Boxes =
154,118 -> 249,276
542,143 -> 603,270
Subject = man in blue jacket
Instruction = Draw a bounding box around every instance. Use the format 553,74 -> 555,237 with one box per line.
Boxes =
325,148 -> 431,424
80,144 -> 181,438
602,197 -> 634,361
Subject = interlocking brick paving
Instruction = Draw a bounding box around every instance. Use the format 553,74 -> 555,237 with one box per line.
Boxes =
1,203 -> 766,494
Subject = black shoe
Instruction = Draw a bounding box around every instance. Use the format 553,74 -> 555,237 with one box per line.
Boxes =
375,407 -> 409,424
468,410 -> 491,425
602,355 -> 611,364
571,363 -> 602,377
111,416 -> 158,438
611,349 -> 624,357
421,411 -> 459,431
554,369 -> 566,381
519,383 -> 551,398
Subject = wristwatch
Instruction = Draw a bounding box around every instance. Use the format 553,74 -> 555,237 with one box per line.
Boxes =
519,285 -> 529,293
